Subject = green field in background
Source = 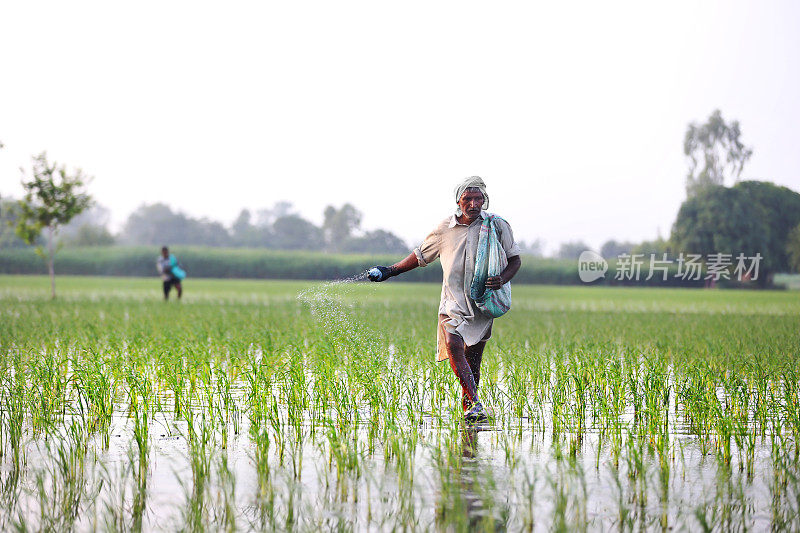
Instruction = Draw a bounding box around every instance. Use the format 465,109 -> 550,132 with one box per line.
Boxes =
2,274 -> 798,314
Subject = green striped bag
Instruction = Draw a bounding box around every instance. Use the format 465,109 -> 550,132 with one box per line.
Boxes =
470,214 -> 511,318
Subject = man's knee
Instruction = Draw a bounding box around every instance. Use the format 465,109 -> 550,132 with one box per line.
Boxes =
466,340 -> 487,356
445,333 -> 465,355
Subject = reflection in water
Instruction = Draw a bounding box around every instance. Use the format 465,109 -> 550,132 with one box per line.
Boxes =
459,427 -> 483,530
436,426 -> 511,532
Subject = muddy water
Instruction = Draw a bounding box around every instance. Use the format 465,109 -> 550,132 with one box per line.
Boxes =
2,278 -> 799,530
3,393 -> 790,532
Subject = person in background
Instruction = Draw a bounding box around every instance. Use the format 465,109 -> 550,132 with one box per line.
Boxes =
368,177 -> 521,422
157,246 -> 184,300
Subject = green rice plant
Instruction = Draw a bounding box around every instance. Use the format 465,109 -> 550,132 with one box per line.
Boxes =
781,367 -> 800,461
214,451 -> 238,532
0,372 -> 25,472
125,368 -> 152,474
26,421 -> 97,532
181,410 -> 215,531
72,353 -> 114,449
27,345 -> 69,436
1,276 -> 800,530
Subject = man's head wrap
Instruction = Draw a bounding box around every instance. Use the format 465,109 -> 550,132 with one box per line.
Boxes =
454,176 -> 489,216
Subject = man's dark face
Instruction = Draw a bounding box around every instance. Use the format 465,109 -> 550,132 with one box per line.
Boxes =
458,189 -> 484,221
161,248 -> 169,258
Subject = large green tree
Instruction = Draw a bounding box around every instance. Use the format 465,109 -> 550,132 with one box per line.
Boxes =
231,209 -> 257,246
787,223 -> 800,273
735,181 -> 800,271
323,204 -> 362,251
271,214 -> 324,250
15,152 -> 92,298
120,203 -> 230,246
59,204 -> 115,246
231,208 -> 276,247
684,109 -> 753,197
342,229 -> 408,254
600,240 -> 635,259
671,181 -> 800,284
557,241 -> 591,260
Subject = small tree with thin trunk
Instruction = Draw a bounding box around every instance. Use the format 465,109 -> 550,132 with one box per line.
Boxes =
15,152 -> 92,298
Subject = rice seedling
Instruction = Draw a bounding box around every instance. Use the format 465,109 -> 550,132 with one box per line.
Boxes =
0,275 -> 799,529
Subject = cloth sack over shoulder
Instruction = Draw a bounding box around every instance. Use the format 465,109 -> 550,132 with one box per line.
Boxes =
170,254 -> 187,281
469,214 -> 511,318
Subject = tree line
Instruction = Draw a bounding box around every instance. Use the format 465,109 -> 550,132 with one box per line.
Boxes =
2,108 -> 800,298
1,195 -> 411,254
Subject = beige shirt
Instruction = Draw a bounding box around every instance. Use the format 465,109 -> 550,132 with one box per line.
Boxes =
414,210 -> 520,346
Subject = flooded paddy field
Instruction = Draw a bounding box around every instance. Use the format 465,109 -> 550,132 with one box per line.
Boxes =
1,275 -> 800,531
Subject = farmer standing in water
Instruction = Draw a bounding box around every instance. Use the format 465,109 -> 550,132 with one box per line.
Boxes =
369,177 -> 521,422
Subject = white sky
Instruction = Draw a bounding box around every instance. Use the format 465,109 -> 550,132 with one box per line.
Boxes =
1,1 -> 798,254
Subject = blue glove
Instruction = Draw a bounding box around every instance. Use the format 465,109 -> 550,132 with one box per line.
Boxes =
368,266 -> 393,282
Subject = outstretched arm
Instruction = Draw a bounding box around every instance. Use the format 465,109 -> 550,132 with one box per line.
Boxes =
390,252 -> 420,276
485,255 -> 522,290
368,252 -> 419,282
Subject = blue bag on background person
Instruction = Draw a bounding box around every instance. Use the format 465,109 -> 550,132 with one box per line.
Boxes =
169,254 -> 187,281
469,214 -> 511,318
